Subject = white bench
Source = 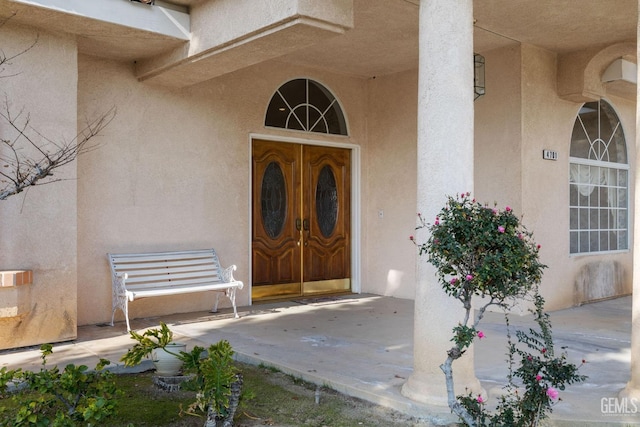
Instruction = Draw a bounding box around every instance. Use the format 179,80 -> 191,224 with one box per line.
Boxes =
108,249 -> 243,331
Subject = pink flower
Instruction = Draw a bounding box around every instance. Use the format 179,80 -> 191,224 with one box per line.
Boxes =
409,235 -> 414,241
465,274 -> 473,281
537,244 -> 541,249
505,206 -> 512,212
477,331 -> 485,339
535,374 -> 542,382
541,348 -> 547,354
434,217 -> 440,225
477,395 -> 484,403
546,387 -> 559,401
450,277 -> 458,285
498,226 -> 505,233
492,209 -> 498,215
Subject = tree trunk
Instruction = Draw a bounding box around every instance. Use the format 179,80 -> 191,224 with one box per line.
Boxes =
203,374 -> 243,427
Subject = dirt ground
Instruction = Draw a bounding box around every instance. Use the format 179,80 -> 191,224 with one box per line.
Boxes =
235,366 -> 438,427
115,363 -> 442,427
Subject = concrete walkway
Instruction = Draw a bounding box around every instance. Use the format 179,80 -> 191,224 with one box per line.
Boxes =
0,294 -> 637,426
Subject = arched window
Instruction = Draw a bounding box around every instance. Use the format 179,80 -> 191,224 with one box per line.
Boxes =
569,100 -> 629,254
265,79 -> 348,136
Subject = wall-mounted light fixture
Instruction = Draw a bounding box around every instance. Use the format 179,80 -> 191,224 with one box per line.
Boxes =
474,53 -> 485,100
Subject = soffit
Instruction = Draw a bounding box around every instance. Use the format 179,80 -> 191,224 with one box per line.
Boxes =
0,0 -> 187,61
280,0 -> 638,78
0,0 -> 636,78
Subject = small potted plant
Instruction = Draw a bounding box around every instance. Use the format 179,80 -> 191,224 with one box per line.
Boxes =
120,322 -> 186,376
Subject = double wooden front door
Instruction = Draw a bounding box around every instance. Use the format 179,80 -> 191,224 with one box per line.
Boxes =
252,140 -> 351,300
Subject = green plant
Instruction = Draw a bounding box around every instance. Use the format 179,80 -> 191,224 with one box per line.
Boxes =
412,193 -> 586,426
121,322 -> 243,426
181,340 -> 243,427
0,343 -> 118,426
120,322 -> 180,367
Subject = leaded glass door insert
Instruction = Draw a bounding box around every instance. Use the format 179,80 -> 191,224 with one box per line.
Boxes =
252,140 -> 351,300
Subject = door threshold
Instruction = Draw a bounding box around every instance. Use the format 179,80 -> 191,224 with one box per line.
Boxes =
252,291 -> 356,306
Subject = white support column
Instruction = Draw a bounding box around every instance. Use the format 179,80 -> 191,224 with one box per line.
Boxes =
620,0 -> 640,401
401,0 -> 482,406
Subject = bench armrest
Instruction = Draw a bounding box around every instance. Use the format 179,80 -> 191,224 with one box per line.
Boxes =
220,264 -> 238,284
112,272 -> 128,296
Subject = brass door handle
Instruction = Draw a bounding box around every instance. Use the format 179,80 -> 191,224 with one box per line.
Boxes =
303,219 -> 310,246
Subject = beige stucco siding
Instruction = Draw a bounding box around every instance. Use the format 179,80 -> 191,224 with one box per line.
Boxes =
3,20 -> 634,338
473,43 -> 635,311
0,23 -> 78,348
521,44 -> 634,310
475,44 -> 523,213
363,70 -> 418,299
77,55 -> 369,326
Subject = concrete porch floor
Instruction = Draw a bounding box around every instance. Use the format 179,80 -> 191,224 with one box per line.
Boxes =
0,294 -> 636,426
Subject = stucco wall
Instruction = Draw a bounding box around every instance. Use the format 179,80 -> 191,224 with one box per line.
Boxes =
475,44 -> 523,212
5,24 -> 634,334
363,70 -> 418,299
521,44 -> 634,310
0,24 -> 78,349
77,55 -> 368,326
474,43 -> 634,312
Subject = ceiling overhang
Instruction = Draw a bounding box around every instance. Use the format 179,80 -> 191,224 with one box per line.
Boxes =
135,0 -> 354,87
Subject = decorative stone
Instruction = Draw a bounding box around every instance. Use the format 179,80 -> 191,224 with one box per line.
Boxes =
152,374 -> 192,392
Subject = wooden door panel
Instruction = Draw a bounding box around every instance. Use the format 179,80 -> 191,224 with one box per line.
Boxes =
252,247 -> 298,285
303,145 -> 351,283
252,140 -> 301,288
306,245 -> 349,281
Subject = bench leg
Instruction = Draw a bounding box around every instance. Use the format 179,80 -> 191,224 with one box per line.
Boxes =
124,301 -> 131,332
211,292 -> 221,313
228,288 -> 239,319
111,297 -> 132,331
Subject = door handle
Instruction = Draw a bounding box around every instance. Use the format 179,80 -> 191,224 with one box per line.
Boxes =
303,219 -> 310,246
296,218 -> 302,231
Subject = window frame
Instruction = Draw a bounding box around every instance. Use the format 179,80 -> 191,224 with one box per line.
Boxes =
569,99 -> 629,256
264,78 -> 348,136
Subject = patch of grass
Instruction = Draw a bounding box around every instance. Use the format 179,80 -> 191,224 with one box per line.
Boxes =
103,373 -> 199,426
2,362 -> 426,426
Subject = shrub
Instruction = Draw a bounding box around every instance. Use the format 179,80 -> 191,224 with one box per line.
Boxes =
0,344 -> 118,426
412,193 -> 586,426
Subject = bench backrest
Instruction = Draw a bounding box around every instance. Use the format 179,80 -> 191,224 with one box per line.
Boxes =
108,249 -> 224,291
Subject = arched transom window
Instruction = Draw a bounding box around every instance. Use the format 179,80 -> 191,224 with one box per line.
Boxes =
265,79 -> 348,136
569,99 -> 629,254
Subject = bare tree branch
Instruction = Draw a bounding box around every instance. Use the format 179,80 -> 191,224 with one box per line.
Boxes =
0,106 -> 116,200
0,15 -> 115,201
0,13 -> 38,79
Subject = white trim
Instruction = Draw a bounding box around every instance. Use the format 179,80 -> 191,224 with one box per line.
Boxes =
247,133 -> 362,304
569,249 -> 630,257
569,156 -> 630,169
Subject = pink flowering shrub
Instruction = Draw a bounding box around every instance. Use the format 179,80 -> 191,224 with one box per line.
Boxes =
414,193 -> 586,426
